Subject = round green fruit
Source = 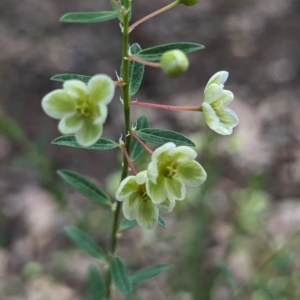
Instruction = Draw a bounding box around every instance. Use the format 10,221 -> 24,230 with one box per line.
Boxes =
160,50 -> 189,78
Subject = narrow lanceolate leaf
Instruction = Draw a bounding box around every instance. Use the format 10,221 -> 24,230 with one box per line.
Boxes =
131,264 -> 173,285
51,74 -> 92,84
136,42 -> 205,61
121,43 -> 144,96
64,226 -> 106,260
130,115 -> 149,162
60,11 -> 118,23
110,256 -> 132,300
88,266 -> 105,300
129,43 -> 144,96
136,129 -> 195,147
158,215 -> 166,228
120,218 -> 137,231
111,0 -> 131,22
52,136 -> 118,151
57,170 -> 111,205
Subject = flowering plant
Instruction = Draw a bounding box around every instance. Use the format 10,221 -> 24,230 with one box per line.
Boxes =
41,0 -> 239,298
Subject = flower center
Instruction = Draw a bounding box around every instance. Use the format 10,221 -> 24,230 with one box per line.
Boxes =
211,101 -> 222,111
75,98 -> 95,117
159,159 -> 178,179
138,185 -> 151,202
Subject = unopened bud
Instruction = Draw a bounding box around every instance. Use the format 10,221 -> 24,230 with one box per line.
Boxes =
180,0 -> 199,6
160,50 -> 189,78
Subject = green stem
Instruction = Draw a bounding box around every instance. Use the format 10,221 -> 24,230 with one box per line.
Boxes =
106,0 -> 131,298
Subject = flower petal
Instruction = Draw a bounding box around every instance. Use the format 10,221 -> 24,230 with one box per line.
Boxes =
152,142 -> 175,162
213,124 -> 233,135
177,161 -> 207,187
222,90 -> 234,106
88,75 -> 115,105
157,197 -> 175,213
165,178 -> 186,200
135,171 -> 148,185
216,106 -> 239,128
93,104 -> 108,125
205,71 -> 228,90
42,90 -> 76,119
147,161 -> 159,183
63,80 -> 88,99
146,175 -> 167,204
202,102 -> 220,130
123,194 -> 139,220
203,83 -> 224,104
136,200 -> 159,230
58,114 -> 83,134
170,146 -> 197,162
75,116 -> 103,147
115,176 -> 138,201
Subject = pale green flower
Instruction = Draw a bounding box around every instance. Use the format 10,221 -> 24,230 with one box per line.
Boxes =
202,71 -> 239,135
116,171 -> 175,230
42,74 -> 114,147
146,142 -> 207,205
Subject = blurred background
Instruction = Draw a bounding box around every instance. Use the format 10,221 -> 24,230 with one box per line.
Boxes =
1,0 -> 300,299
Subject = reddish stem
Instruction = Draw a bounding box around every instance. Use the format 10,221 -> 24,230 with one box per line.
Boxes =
128,56 -> 160,68
129,0 -> 180,32
121,144 -> 137,175
130,101 -> 202,112
130,131 -> 153,155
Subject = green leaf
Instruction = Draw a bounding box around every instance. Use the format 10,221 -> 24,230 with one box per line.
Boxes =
121,43 -> 144,96
88,266 -> 105,300
110,256 -> 132,300
158,215 -> 166,228
60,11 -> 118,23
129,43 -> 144,96
120,216 -> 165,231
110,0 -> 131,22
51,74 -> 92,84
131,264 -> 173,285
136,42 -> 205,61
136,129 -> 195,147
64,226 -> 106,260
130,115 -> 149,162
52,136 -> 118,151
57,170 -> 111,205
120,218 -> 137,231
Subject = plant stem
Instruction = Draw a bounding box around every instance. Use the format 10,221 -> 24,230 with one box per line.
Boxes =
122,143 -> 137,175
106,0 -> 131,298
128,55 -> 160,68
130,131 -> 153,155
131,101 -> 202,112
129,0 -> 180,32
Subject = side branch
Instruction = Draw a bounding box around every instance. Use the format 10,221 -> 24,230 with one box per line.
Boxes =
130,131 -> 153,155
121,143 -> 137,175
130,101 -> 202,112
128,55 -> 160,68
129,0 -> 180,32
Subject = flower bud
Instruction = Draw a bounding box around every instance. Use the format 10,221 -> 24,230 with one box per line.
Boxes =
160,50 -> 189,78
180,0 -> 199,6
